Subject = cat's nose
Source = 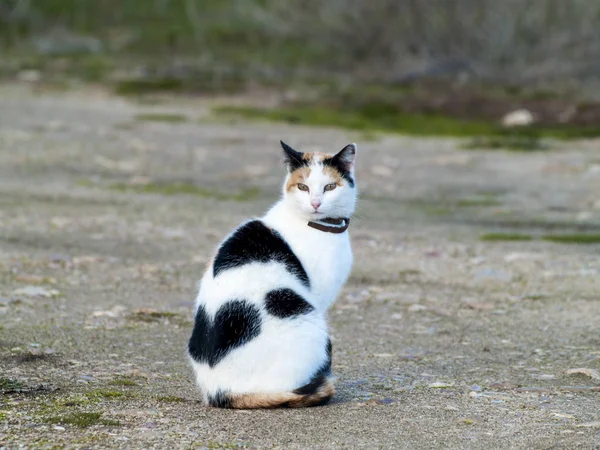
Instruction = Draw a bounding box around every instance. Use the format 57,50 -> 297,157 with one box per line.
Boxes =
311,200 -> 321,210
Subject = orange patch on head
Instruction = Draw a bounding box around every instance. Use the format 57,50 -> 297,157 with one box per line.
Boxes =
322,165 -> 344,185
286,166 -> 311,191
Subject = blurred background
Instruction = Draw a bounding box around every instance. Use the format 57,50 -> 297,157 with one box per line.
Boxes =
2,0 -> 600,141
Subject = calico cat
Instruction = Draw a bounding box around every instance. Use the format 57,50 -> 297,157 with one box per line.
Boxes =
187,140 -> 357,408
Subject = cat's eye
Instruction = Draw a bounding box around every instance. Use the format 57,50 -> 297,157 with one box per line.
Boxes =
324,183 -> 337,192
297,183 -> 309,192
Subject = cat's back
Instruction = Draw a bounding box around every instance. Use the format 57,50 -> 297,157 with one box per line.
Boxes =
196,217 -> 312,313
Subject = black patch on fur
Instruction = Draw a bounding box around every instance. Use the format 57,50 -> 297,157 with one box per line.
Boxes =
293,338 -> 332,398
281,140 -> 307,172
213,220 -> 310,288
207,390 -> 233,408
322,145 -> 355,187
265,288 -> 314,318
188,300 -> 261,367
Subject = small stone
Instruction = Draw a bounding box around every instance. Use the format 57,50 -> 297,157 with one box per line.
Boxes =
554,413 -> 575,419
461,301 -> 494,311
502,109 -> 534,127
515,387 -> 550,393
17,70 -> 42,83
469,385 -> 483,392
565,368 -> 600,381
533,374 -> 557,380
459,415 -> 482,425
408,304 -> 427,312
428,381 -> 454,388
576,421 -> 600,428
53,425 -> 65,431
77,375 -> 97,383
12,286 -> 61,298
374,353 -> 393,358
92,305 -> 127,318
469,257 -> 486,265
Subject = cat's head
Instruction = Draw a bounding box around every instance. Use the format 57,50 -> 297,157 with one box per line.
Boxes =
280,141 -> 357,220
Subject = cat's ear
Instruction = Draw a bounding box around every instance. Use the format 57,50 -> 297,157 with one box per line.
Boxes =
332,143 -> 357,171
280,140 -> 305,172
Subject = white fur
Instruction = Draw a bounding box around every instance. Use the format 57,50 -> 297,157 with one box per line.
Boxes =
189,145 -> 357,401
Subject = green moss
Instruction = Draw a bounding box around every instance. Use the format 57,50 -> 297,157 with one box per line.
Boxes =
109,182 -> 260,201
523,294 -> 548,301
542,234 -> 600,244
109,377 -> 140,387
115,78 -> 186,96
455,198 -> 501,207
114,71 -> 248,96
214,105 -> 600,140
134,113 -> 189,123
156,395 -> 186,403
44,412 -> 120,428
0,377 -> 25,392
480,233 -> 533,241
87,389 -> 126,399
463,136 -> 549,151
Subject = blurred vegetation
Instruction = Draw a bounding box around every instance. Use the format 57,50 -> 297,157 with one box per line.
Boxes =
3,0 -> 600,137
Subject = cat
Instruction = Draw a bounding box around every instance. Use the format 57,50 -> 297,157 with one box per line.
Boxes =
187,140 -> 357,408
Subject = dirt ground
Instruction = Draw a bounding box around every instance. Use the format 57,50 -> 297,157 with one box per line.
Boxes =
1,84 -> 599,450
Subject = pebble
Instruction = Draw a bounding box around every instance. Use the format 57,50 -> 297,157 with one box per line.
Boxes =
502,109 -> 534,127
17,70 -> 42,83
12,286 -> 61,299
77,375 -> 98,383
576,421 -> 600,428
53,425 -> 65,431
515,387 -> 550,393
428,381 -> 454,388
554,413 -> 575,419
408,304 -> 427,312
565,367 -> 600,381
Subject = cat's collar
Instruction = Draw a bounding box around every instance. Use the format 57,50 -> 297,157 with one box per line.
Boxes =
307,217 -> 350,234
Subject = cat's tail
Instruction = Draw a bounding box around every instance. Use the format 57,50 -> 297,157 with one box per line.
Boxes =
207,376 -> 335,409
